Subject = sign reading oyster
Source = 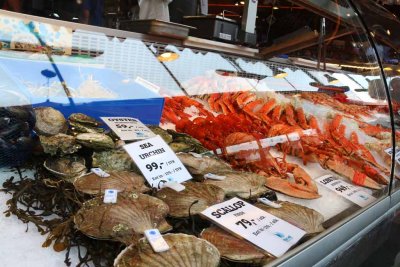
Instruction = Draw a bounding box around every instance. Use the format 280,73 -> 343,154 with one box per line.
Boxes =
101,117 -> 155,141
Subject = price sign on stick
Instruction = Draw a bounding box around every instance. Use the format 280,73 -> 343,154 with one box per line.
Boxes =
201,197 -> 305,257
384,147 -> 400,164
316,175 -> 376,207
124,135 -> 192,188
101,117 -> 155,141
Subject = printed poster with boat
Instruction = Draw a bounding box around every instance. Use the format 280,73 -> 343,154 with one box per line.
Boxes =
0,14 -> 72,55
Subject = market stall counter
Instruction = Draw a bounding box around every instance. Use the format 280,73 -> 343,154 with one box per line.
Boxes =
0,1 -> 399,266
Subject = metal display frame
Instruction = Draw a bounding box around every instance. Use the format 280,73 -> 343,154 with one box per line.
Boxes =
0,4 -> 398,266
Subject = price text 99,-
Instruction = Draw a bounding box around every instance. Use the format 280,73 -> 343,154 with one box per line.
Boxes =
146,160 -> 175,172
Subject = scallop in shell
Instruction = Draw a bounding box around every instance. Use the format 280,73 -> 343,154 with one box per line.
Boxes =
74,193 -> 171,243
44,155 -> 87,182
114,233 -> 220,267
73,171 -> 149,195
203,171 -> 269,199
155,182 -> 225,218
255,201 -> 324,237
200,226 -> 274,265
177,152 -> 232,177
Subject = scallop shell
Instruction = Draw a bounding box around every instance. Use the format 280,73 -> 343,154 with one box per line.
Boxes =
203,171 -> 269,199
114,233 -> 220,267
200,226 -> 274,264
156,182 -> 225,218
255,201 -> 325,237
73,171 -> 149,195
74,193 -> 171,243
44,155 -> 86,182
177,153 -> 232,176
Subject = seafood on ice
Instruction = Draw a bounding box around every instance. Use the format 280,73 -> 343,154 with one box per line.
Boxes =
161,91 -> 392,194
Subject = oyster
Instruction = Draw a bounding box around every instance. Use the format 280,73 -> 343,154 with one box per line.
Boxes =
74,193 -> 171,243
200,226 -> 274,265
177,152 -> 232,177
44,155 -> 87,182
169,142 -> 194,153
255,201 -> 325,237
73,171 -> 149,195
39,133 -> 81,155
34,107 -> 68,136
93,150 -> 139,172
69,113 -> 101,127
203,171 -> 269,199
156,182 -> 225,218
114,233 -> 220,267
76,133 -> 114,150
148,125 -> 173,143
167,129 -> 208,153
69,121 -> 105,134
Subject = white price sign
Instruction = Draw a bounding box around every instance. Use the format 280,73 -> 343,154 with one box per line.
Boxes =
101,117 -> 155,141
201,197 -> 305,257
124,135 -> 192,188
385,146 -> 400,164
316,175 -> 376,207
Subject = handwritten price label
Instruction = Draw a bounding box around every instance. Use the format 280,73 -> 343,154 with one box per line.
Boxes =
124,135 -> 192,188
101,117 -> 155,141
316,175 -> 376,207
201,198 -> 305,257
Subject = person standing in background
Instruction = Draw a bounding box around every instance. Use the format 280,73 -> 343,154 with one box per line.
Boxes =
138,0 -> 173,22
0,0 -> 22,12
82,0 -> 104,26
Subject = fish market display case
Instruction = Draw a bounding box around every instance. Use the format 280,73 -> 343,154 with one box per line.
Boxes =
0,1 -> 399,266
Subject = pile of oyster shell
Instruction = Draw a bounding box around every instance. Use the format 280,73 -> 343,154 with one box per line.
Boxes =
34,107 -> 326,267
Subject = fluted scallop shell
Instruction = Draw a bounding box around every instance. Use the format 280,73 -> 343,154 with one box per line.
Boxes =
44,155 -> 86,182
156,182 -> 225,218
74,193 -> 171,243
114,233 -> 220,267
255,201 -> 324,236
177,153 -> 232,176
73,171 -> 149,195
200,226 -> 274,264
203,171 -> 269,199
